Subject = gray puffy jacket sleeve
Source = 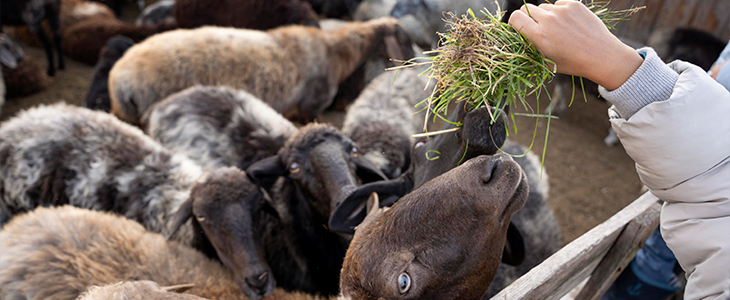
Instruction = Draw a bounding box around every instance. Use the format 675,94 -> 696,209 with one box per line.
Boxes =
599,48 -> 730,300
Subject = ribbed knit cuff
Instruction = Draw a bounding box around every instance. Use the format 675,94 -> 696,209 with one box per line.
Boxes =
599,48 -> 679,119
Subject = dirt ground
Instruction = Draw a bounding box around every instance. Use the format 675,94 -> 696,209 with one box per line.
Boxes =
1,17 -> 643,247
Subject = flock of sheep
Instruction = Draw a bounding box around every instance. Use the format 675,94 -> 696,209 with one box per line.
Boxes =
0,0 -> 568,299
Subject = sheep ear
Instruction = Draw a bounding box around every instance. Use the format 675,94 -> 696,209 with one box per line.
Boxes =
501,222 -> 526,266
328,176 -> 412,233
384,34 -> 405,62
353,155 -> 388,184
166,198 -> 193,241
246,156 -> 286,189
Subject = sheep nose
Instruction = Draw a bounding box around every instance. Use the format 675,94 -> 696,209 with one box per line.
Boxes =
246,272 -> 270,290
482,156 -> 503,184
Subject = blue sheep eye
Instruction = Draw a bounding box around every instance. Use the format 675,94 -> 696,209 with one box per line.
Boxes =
397,272 -> 411,294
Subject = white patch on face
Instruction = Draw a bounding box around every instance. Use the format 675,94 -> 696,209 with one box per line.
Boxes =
72,2 -> 108,18
363,151 -> 388,170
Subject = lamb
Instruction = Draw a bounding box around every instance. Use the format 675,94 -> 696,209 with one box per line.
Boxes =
1,0 -> 64,76
1,152 -> 528,300
0,206 -> 325,300
63,17 -> 178,65
0,34 -> 26,115
136,0 -> 175,26
0,103 -> 278,299
108,18 -> 414,125
340,68 -> 434,179
142,85 -> 298,171
84,35 -> 135,111
174,0 -> 319,30
246,123 -> 387,296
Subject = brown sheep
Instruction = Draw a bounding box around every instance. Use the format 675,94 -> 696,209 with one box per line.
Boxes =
174,0 -> 319,30
108,17 -> 413,125
63,17 -> 178,65
0,206 -> 327,300
14,0 -> 115,47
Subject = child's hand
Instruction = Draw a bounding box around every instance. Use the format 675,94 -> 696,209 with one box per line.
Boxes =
508,0 -> 643,90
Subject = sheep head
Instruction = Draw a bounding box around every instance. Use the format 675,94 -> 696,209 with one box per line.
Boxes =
168,167 -> 275,300
247,123 -> 387,225
340,154 -> 529,300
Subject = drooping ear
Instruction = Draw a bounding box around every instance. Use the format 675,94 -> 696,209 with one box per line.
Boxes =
328,176 -> 413,234
353,155 -> 388,184
166,198 -> 194,241
246,156 -> 286,190
501,222 -> 526,266
384,34 -> 405,62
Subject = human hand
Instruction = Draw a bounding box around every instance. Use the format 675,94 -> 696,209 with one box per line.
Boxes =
508,0 -> 643,90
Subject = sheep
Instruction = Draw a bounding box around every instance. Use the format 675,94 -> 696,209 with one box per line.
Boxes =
63,17 -> 178,65
1,153 -> 528,300
2,54 -> 52,99
340,67 -> 434,179
136,0 -> 175,26
14,0 -> 116,47
0,103 -> 280,299
108,18 -> 414,125
1,0 -> 64,76
648,27 -> 727,71
84,35 -> 135,111
174,0 -> 319,30
339,153 -> 529,300
0,34 -> 25,115
0,206 -> 326,300
245,123 -> 388,296
141,85 -> 298,171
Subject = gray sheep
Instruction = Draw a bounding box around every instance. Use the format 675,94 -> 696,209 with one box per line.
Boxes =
108,18 -> 414,125
341,67 -> 434,179
0,103 -> 276,299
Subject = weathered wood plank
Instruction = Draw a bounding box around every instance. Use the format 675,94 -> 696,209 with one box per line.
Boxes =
489,192 -> 661,300
574,200 -> 661,300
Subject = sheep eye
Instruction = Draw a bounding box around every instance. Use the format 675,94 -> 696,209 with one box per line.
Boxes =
414,141 -> 426,150
351,147 -> 358,157
195,215 -> 206,222
397,272 -> 411,294
289,162 -> 301,174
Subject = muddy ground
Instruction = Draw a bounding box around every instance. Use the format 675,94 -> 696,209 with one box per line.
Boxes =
1,17 -> 644,246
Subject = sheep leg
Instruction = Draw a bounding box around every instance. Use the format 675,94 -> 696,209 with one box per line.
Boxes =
47,5 -> 65,71
29,23 -> 56,76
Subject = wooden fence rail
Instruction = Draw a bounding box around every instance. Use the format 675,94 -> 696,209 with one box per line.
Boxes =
490,192 -> 662,300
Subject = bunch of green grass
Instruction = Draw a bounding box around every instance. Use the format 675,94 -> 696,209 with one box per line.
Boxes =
399,1 -> 643,162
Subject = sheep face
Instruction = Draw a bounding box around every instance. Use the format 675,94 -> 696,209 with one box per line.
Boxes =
411,104 -> 508,188
247,124 -> 387,224
340,154 -> 529,300
168,167 -> 275,300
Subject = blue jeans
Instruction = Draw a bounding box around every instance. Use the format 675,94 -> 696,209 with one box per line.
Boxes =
601,228 -> 683,300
